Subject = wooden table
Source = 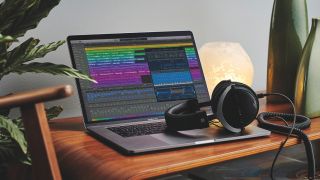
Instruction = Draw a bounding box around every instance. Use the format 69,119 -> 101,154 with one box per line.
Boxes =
50,99 -> 320,180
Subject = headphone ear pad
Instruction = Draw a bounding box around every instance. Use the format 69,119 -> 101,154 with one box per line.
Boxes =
165,99 -> 209,131
211,80 -> 232,113
218,84 -> 259,132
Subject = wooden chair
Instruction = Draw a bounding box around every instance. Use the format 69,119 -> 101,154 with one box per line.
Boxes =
0,85 -> 73,180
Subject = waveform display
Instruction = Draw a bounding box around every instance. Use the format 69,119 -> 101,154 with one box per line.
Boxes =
152,71 -> 192,86
185,47 -> 202,80
86,88 -> 155,103
90,101 -> 176,121
92,112 -> 163,121
147,49 -> 189,71
146,50 -> 185,60
155,85 -> 196,101
85,47 -> 150,88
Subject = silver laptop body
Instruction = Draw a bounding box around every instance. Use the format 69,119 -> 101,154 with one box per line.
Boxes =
67,31 -> 270,154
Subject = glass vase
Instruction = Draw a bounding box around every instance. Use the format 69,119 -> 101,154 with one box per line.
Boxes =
295,18 -> 320,118
266,0 -> 308,103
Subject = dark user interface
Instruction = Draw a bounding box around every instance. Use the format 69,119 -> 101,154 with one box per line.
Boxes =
70,35 -> 209,122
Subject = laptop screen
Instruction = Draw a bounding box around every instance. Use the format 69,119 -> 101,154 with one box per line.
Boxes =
68,31 -> 210,124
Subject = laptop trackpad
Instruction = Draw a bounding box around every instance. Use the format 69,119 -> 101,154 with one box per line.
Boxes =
152,129 -> 214,145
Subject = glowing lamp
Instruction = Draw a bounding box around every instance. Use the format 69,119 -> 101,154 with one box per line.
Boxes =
199,42 -> 254,97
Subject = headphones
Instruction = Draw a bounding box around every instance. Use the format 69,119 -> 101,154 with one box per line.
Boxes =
165,80 -> 315,179
165,80 -> 259,133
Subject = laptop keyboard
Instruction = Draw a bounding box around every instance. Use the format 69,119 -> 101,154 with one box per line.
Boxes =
108,121 -> 167,137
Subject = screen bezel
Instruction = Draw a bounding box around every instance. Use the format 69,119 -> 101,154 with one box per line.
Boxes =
67,31 -> 210,126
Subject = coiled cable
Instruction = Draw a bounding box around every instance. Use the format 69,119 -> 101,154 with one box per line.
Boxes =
257,93 -> 314,179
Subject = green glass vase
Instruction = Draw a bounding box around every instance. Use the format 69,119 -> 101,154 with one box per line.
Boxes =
295,18 -> 320,118
267,0 -> 308,103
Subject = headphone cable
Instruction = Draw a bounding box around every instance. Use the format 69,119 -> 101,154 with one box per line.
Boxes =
258,93 -> 296,180
257,93 -> 315,179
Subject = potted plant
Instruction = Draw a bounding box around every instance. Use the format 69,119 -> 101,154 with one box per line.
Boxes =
0,0 -> 95,176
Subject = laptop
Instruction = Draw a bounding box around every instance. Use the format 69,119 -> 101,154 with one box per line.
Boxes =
67,31 -> 270,154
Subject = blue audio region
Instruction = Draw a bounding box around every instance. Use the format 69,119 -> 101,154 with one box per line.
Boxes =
146,47 -> 197,101
156,85 -> 195,101
152,71 -> 192,86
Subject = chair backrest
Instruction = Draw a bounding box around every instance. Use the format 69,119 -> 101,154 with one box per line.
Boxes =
0,85 -> 73,180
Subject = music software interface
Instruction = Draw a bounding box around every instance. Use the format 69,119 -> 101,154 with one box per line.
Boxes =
70,35 -> 209,122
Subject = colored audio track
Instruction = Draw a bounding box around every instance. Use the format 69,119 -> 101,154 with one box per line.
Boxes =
85,48 -> 151,88
84,41 -> 205,120
84,43 -> 198,88
152,71 -> 192,86
185,47 -> 202,81
70,33 -> 211,124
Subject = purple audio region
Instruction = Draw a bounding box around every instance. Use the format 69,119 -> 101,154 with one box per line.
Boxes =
85,48 -> 150,88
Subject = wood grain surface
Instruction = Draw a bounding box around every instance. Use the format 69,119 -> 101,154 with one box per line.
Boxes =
50,99 -> 320,180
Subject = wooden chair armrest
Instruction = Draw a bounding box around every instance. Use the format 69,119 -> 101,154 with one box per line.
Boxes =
0,85 -> 73,108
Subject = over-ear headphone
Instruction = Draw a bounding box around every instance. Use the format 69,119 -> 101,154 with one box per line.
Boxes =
165,80 -> 315,179
165,80 -> 259,133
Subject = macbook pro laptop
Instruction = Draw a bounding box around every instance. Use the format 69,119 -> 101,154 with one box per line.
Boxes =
67,31 -> 270,154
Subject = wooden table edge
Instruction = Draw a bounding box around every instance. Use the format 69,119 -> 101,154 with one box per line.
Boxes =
129,135 -> 314,179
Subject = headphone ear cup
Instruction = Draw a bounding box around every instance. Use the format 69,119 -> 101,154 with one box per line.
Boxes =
165,99 -> 209,131
218,84 -> 259,132
211,80 -> 232,113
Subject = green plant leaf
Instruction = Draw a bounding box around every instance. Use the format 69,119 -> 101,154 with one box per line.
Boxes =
0,0 -> 36,35
1,38 -> 66,80
1,38 -> 40,77
12,62 -> 97,83
6,38 -> 39,67
0,34 -> 17,43
0,115 -> 27,154
18,154 -> 32,165
24,40 -> 65,63
46,106 -> 63,120
1,0 -> 61,38
0,34 -> 15,62
11,118 -> 24,131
